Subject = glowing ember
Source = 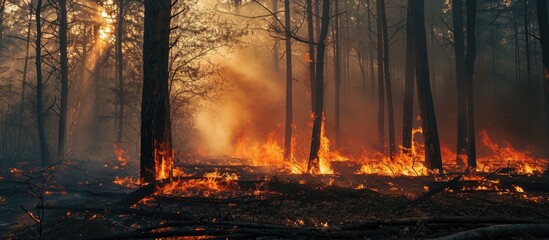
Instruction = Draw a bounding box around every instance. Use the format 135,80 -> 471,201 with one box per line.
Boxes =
159,170 -> 239,197
512,185 -> 525,193
113,176 -> 141,188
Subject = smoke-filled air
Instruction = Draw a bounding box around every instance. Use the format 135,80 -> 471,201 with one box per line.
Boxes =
0,0 -> 548,239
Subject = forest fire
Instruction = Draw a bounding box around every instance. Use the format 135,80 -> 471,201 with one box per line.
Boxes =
3,0 -> 549,239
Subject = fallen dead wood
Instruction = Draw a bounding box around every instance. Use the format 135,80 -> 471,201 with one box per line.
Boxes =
85,217 -> 544,240
340,216 -> 544,230
428,224 -> 549,240
39,205 -> 197,220
399,175 -> 462,210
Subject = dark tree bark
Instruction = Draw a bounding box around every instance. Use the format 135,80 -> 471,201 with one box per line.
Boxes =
525,0 -> 533,136
409,0 -> 443,173
334,0 -> 341,148
116,0 -> 125,144
57,0 -> 69,161
307,0 -> 330,173
272,0 -> 279,75
367,0 -> 375,98
380,0 -> 395,158
376,0 -> 385,152
452,0 -> 467,166
18,5 -> 32,157
283,0 -> 293,161
465,0 -> 477,168
141,0 -> 173,182
402,7 -> 415,154
537,0 -> 549,158
35,0 -> 50,166
306,0 -> 316,113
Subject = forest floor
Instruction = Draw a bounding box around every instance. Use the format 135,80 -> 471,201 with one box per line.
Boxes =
0,159 -> 548,239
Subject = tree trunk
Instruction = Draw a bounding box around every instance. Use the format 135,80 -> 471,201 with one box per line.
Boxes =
57,0 -> 69,161
367,0 -> 375,99
308,0 -> 330,172
524,0 -> 533,139
35,0 -> 50,166
306,0 -> 316,113
18,6 -> 32,157
452,0 -> 467,166
116,0 -> 125,144
283,0 -> 293,161
334,0 -> 341,148
465,0 -> 477,168
93,25 -> 101,124
409,0 -> 443,173
376,0 -> 385,152
0,0 -> 5,51
538,0 -> 549,154
402,7 -> 415,154
141,0 -> 173,182
272,0 -> 279,75
380,0 -> 395,158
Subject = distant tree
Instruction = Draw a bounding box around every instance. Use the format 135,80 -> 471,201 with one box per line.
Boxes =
376,0 -> 385,152
141,0 -> 173,182
116,0 -> 126,145
306,0 -> 315,112
34,0 -> 50,166
57,0 -> 69,161
409,0 -> 443,173
334,0 -> 341,148
283,0 -> 293,161
379,0 -> 395,158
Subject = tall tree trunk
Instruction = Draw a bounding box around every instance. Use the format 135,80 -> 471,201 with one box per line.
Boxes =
409,0 -> 443,173
308,0 -> 330,172
465,0 -> 477,168
376,0 -> 385,152
116,0 -> 125,144
283,0 -> 293,161
525,0 -> 533,139
0,0 -> 5,51
453,0 -> 467,166
380,0 -> 395,158
402,7 -> 415,154
141,0 -> 173,182
18,6 -> 32,157
272,0 -> 279,75
35,0 -> 50,166
538,0 -> 549,153
57,0 -> 69,161
334,0 -> 341,148
93,25 -> 101,123
367,0 -> 375,99
306,0 -> 316,112
80,24 -> 87,88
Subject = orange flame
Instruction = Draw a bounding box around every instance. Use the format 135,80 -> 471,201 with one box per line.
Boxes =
154,141 -> 174,180
113,143 -> 128,167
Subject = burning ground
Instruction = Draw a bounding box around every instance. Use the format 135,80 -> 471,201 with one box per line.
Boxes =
0,136 -> 548,240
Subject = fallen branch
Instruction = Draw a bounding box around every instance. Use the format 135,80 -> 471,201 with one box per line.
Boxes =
340,216 -> 543,230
